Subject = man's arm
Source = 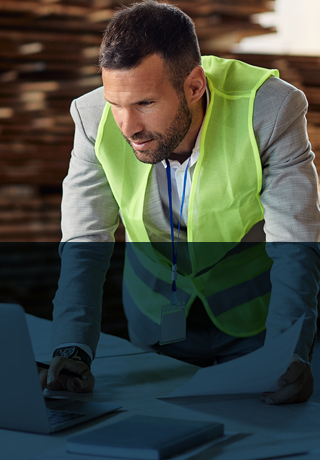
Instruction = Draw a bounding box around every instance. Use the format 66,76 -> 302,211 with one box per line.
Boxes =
46,89 -> 120,391
254,77 -> 320,403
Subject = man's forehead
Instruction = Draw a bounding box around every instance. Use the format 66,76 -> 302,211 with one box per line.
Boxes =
102,54 -> 168,87
102,57 -> 173,102
102,75 -> 164,103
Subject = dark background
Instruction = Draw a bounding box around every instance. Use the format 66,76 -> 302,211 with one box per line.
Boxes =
0,242 -> 129,338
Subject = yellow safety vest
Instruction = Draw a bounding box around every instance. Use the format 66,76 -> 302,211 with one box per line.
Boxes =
95,56 -> 279,342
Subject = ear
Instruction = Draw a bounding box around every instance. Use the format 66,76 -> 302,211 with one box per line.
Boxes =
184,66 -> 206,104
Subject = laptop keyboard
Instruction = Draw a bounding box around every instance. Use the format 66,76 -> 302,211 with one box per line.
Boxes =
47,409 -> 86,427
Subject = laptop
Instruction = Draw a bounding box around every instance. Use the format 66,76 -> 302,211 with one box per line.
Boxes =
0,303 -> 121,434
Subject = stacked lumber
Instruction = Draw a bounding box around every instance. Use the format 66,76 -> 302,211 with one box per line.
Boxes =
222,53 -> 320,178
167,0 -> 276,53
0,0 -> 275,242
0,1 -> 103,241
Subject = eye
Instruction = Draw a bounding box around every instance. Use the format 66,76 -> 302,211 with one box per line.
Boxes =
138,101 -> 154,106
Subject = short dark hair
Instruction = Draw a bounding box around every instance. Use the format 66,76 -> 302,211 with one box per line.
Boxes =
99,0 -> 201,93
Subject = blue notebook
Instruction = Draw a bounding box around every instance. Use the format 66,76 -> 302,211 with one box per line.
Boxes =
67,414 -> 224,459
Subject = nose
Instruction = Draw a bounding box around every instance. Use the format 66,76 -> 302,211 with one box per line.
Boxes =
117,108 -> 144,139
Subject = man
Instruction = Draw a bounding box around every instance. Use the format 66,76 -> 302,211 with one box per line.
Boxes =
40,1 -> 320,404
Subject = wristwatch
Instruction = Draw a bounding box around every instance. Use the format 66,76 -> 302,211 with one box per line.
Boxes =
53,346 -> 91,369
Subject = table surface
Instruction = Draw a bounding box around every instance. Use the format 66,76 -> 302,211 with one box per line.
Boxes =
2,313 -> 320,460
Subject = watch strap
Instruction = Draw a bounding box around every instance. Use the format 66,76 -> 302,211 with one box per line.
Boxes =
53,346 -> 91,369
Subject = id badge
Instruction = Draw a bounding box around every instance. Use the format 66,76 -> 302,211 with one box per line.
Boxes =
160,302 -> 186,345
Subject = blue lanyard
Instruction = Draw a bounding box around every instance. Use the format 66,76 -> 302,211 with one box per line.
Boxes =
165,157 -> 191,305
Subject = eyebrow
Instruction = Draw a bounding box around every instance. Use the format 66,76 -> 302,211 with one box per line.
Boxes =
105,100 -> 117,107
104,97 -> 117,105
104,96 -> 156,106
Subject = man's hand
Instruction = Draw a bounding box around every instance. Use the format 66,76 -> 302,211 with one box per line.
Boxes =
261,355 -> 313,404
38,356 -> 95,393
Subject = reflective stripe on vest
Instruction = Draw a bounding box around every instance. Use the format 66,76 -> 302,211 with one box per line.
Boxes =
96,56 -> 279,338
123,242 -> 272,341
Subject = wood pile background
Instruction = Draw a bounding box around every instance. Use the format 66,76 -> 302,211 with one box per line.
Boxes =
0,0 -> 319,335
0,0 -> 319,243
0,0 -> 276,242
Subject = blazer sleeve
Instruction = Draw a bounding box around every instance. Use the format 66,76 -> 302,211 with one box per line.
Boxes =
61,92 -> 120,243
254,77 -> 320,362
52,88 -> 119,357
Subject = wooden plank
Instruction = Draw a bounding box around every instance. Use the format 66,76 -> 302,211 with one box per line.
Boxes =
195,20 -> 275,39
0,29 -> 101,45
0,143 -> 72,156
307,112 -> 320,125
200,27 -> 276,53
0,1 -> 94,17
0,77 -> 101,94
0,133 -> 73,143
0,15 -> 105,33
173,0 -> 274,17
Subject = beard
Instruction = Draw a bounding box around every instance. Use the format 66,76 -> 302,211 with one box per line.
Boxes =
122,95 -> 192,164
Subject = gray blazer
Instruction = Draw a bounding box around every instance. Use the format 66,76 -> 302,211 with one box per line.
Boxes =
52,76 -> 320,362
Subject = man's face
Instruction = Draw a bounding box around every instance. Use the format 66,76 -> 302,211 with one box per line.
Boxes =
102,54 -> 192,164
